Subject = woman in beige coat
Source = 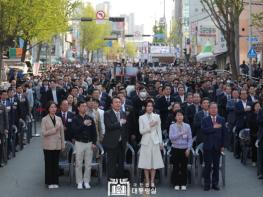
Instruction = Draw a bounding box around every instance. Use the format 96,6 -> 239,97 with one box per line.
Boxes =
41,101 -> 65,189
138,100 -> 164,188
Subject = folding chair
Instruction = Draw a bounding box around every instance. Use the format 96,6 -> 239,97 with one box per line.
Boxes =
70,142 -> 105,185
195,143 -> 226,186
10,125 -> 17,158
124,143 -> 135,183
59,141 -> 74,183
239,128 -> 251,165
167,146 -> 196,185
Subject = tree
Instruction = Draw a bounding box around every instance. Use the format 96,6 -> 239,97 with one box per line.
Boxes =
201,0 -> 244,80
125,42 -> 137,59
77,3 -> 110,61
103,41 -> 122,61
18,0 -> 78,62
252,0 -> 263,29
153,21 -> 166,44
167,19 -> 180,47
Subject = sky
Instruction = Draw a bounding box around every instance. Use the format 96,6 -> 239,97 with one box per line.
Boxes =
85,0 -> 174,34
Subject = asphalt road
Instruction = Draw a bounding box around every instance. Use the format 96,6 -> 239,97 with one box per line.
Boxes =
1,126 -> 263,197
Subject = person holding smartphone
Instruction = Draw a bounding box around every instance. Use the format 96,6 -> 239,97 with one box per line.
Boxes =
169,110 -> 192,191
138,100 -> 164,189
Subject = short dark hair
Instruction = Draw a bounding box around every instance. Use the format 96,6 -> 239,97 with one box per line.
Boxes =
144,99 -> 155,108
45,101 -> 57,112
86,95 -> 93,102
201,97 -> 210,103
209,102 -> 218,108
77,101 -> 86,108
111,96 -> 121,104
174,109 -> 184,117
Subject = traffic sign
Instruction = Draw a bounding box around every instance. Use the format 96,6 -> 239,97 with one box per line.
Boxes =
247,37 -> 259,43
247,48 -> 257,58
96,10 -> 105,20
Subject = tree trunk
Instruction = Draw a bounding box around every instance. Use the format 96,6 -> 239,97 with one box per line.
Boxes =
0,44 -> 3,82
234,21 -> 240,73
21,39 -> 28,62
35,43 -> 42,63
229,32 -> 238,80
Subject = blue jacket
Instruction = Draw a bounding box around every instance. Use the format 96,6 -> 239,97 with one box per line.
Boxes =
201,115 -> 226,150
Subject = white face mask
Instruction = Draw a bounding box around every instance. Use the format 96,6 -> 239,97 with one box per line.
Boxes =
139,91 -> 147,99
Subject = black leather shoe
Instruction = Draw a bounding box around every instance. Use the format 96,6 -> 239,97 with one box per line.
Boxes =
204,186 -> 210,191
212,185 -> 220,191
258,175 -> 263,180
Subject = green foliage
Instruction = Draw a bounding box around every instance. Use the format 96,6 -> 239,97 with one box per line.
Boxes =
125,42 -> 137,58
167,19 -> 180,47
252,0 -> 263,29
77,3 -> 111,54
153,22 -> 166,43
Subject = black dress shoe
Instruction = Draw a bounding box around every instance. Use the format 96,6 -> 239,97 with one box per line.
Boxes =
204,186 -> 210,191
258,175 -> 263,180
212,185 -> 220,191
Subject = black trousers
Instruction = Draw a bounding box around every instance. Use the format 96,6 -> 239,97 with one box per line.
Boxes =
106,142 -> 125,180
251,135 -> 257,163
171,148 -> 188,186
204,148 -> 220,187
0,134 -> 3,165
43,150 -> 60,185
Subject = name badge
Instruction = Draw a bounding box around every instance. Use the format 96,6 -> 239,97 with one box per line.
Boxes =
68,119 -> 72,122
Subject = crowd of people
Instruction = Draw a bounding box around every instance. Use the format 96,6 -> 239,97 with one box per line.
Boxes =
0,62 -> 263,192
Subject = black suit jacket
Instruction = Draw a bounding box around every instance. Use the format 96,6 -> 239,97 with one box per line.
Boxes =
235,100 -> 253,130
156,95 -> 176,130
257,109 -> 263,143
56,111 -> 74,141
15,94 -> 29,120
201,115 -> 226,150
103,110 -> 128,149
186,104 -> 202,128
46,88 -> 65,105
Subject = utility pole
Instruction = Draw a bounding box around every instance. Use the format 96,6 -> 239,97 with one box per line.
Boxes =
248,0 -> 252,77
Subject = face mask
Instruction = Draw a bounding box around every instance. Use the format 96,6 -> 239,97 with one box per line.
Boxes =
139,91 -> 147,98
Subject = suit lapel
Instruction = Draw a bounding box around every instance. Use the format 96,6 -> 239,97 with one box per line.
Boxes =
47,115 -> 55,128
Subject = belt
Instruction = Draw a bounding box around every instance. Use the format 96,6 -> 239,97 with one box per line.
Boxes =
76,139 -> 91,143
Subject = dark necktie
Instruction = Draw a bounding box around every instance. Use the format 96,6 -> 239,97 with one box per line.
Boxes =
62,113 -> 66,125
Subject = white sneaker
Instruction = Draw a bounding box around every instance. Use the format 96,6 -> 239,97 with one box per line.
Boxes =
252,162 -> 256,167
174,186 -> 180,191
84,182 -> 91,189
48,185 -> 54,189
53,185 -> 59,189
181,186 -> 187,190
77,182 -> 83,189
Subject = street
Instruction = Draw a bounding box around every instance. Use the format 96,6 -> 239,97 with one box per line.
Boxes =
0,125 -> 263,197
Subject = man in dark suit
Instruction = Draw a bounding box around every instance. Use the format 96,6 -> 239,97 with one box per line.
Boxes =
217,86 -> 232,119
40,79 -> 50,111
201,102 -> 226,191
156,85 -> 176,130
46,80 -> 65,105
0,101 -> 9,167
15,85 -> 29,121
57,100 -> 74,142
257,108 -> 263,179
247,86 -> 259,103
186,93 -> 201,128
193,98 -> 210,144
234,89 -> 253,158
103,96 -> 128,180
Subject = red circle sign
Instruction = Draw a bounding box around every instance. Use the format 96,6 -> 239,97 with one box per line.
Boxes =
96,10 -> 105,20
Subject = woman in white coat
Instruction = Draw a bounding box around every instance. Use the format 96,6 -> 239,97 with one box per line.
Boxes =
138,100 -> 164,188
